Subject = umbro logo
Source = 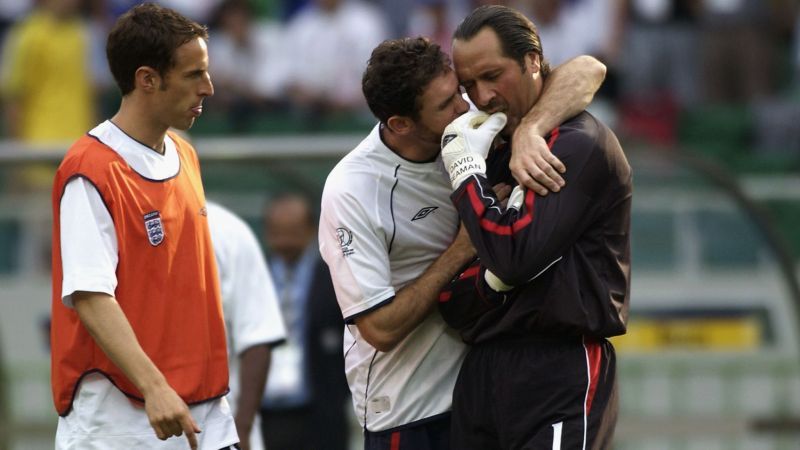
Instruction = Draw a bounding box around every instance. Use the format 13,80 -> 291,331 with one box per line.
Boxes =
411,206 -> 438,221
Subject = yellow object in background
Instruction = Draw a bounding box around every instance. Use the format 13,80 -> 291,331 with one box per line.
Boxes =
1,11 -> 94,143
612,316 -> 762,352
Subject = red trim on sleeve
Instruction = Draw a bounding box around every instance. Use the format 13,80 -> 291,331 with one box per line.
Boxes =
438,291 -> 452,303
466,178 -> 537,236
458,265 -> 480,280
462,126 -> 558,237
466,182 -> 486,216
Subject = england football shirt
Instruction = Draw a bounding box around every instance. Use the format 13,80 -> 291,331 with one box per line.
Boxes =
319,123 -> 467,432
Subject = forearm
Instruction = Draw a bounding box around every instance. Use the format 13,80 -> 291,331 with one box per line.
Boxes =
73,292 -> 200,446
235,344 -> 271,431
355,232 -> 476,351
72,291 -> 169,396
518,55 -> 605,136
452,175 -> 593,286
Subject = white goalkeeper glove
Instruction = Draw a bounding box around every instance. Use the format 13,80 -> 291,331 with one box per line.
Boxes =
441,110 -> 507,190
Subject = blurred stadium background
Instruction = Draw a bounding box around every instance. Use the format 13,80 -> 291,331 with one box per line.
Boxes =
1,0 -> 800,449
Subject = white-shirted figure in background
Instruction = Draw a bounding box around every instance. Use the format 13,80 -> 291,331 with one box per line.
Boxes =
279,0 -> 389,115
207,201 -> 287,450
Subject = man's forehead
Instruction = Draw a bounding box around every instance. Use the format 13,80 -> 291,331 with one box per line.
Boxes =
422,70 -> 458,107
452,28 -> 505,73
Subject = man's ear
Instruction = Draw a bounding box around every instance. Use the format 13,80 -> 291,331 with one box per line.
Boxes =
386,115 -> 414,135
134,66 -> 160,92
525,53 -> 541,75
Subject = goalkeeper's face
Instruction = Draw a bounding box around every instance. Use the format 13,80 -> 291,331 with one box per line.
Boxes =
151,37 -> 215,131
453,27 -> 541,137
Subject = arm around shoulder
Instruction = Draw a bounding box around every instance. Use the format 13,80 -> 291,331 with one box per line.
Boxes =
509,55 -> 605,194
519,55 -> 606,138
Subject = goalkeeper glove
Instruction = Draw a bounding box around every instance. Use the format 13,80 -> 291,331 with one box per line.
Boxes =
441,110 -> 507,190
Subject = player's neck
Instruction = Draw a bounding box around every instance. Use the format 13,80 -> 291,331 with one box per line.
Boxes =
111,99 -> 169,154
381,125 -> 439,163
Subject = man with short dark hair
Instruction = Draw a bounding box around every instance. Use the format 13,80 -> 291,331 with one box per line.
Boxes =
50,4 -> 237,449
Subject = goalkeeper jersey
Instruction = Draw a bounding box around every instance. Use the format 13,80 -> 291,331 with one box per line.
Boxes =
443,111 -> 632,344
319,123 -> 467,432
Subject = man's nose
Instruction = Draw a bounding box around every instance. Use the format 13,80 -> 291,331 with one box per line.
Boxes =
200,73 -> 214,97
474,84 -> 494,110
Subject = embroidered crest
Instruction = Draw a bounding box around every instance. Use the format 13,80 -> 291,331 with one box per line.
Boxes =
143,211 -> 165,246
336,227 -> 354,257
412,206 -> 438,221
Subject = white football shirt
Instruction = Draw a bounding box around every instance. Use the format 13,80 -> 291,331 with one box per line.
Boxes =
319,123 -> 467,432
207,201 -> 287,450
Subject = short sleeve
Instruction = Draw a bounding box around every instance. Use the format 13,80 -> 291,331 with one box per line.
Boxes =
60,177 -> 119,307
319,177 -> 395,323
208,203 -> 287,355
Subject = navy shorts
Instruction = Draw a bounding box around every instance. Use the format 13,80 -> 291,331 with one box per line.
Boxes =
451,336 -> 618,450
364,413 -> 450,450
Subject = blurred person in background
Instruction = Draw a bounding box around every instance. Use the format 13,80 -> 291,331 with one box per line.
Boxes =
407,0 -> 460,53
207,200 -> 288,450
279,0 -> 389,121
319,34 -> 604,448
440,5 -> 631,448
277,0 -> 311,21
0,0 -> 95,143
0,0 -> 97,189
528,0 -> 626,127
206,0 -> 288,131
50,4 -> 238,449
620,0 -> 700,107
159,0 -> 222,24
529,0 -> 624,67
0,0 -> 29,46
617,0 -> 700,145
697,0 -> 779,103
261,193 -> 349,450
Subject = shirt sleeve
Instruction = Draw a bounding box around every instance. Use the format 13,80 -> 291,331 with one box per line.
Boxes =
209,205 -> 287,355
319,176 -> 395,323
451,127 -> 605,287
60,177 -> 119,307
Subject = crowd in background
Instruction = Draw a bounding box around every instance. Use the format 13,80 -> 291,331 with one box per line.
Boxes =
0,0 -> 799,159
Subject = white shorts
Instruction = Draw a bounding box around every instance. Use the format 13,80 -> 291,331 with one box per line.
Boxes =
55,373 -> 239,450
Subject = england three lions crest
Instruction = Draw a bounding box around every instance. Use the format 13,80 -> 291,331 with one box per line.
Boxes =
143,211 -> 165,246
